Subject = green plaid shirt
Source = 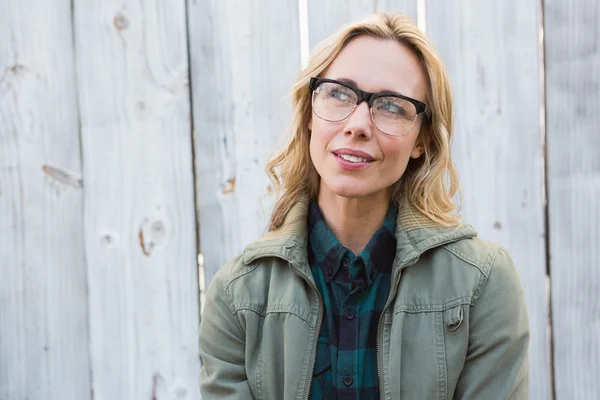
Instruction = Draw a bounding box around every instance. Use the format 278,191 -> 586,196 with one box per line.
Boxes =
308,200 -> 397,399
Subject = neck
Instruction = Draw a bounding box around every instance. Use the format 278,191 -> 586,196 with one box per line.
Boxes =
317,187 -> 392,256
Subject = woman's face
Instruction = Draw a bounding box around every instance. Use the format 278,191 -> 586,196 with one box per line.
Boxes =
309,36 -> 428,201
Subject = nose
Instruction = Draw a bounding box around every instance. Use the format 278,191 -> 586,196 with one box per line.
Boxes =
343,101 -> 373,139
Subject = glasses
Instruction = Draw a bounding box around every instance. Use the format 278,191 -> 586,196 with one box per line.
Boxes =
309,77 -> 431,137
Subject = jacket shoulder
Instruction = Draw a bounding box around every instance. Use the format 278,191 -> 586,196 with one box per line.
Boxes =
207,251 -> 314,320
211,253 -> 254,285
441,236 -> 521,306
213,250 -> 296,286
442,236 -> 503,277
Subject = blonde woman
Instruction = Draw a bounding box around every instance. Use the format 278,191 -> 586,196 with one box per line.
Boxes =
199,12 -> 529,399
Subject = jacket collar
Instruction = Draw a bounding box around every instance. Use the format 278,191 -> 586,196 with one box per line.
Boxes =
242,196 -> 477,273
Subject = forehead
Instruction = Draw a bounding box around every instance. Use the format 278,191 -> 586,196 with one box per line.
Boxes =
323,36 -> 427,101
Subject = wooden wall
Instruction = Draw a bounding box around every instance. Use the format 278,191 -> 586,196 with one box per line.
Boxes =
426,2 -> 551,397
1,0 -> 90,398
545,0 -> 600,398
189,0 -> 301,286
73,0 -> 200,398
1,0 -> 597,399
1,0 -> 200,398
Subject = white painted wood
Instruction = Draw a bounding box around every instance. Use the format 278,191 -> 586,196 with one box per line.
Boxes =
0,0 -> 91,399
376,0 -> 418,20
307,0 -> 375,50
544,0 -> 600,398
73,0 -> 200,398
426,2 -> 551,399
307,0 -> 419,59
3,1 -> 594,396
189,0 -> 301,285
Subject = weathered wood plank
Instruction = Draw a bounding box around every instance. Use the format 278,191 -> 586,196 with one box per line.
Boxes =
307,0 -> 417,49
189,0 -> 301,285
73,0 -> 200,398
307,0 -> 374,50
307,0 -> 419,60
0,0 -> 91,399
426,1 -> 551,399
544,0 -> 600,397
376,0 -> 418,20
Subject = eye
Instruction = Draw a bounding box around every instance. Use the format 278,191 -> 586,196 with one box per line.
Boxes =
327,87 -> 352,102
374,97 -> 416,120
318,82 -> 355,103
378,99 -> 406,115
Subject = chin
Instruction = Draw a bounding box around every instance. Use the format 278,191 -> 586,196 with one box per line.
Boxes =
322,178 -> 384,199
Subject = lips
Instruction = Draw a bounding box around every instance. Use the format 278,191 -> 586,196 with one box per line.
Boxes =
331,148 -> 375,171
332,148 -> 375,162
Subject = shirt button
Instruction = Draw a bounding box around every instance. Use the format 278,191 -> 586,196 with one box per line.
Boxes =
341,257 -> 350,268
326,268 -> 333,276
345,309 -> 355,320
343,375 -> 353,386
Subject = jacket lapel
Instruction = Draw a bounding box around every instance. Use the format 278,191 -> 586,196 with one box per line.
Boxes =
242,196 -> 478,273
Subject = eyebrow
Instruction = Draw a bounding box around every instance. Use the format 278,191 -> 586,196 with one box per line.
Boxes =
336,77 -> 405,97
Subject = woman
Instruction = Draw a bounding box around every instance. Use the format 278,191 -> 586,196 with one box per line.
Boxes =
199,12 -> 529,400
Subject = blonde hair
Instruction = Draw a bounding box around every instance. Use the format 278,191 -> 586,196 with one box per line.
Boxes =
266,12 -> 460,230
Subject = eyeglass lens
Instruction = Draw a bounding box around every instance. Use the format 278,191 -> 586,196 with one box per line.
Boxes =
312,81 -> 418,136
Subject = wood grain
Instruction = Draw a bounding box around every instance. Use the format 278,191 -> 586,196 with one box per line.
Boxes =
306,0 -> 419,64
0,0 -> 91,399
189,0 -> 302,285
2,0 -> 596,395
376,0 -> 418,20
426,1 -> 551,398
73,0 -> 200,398
307,0 -> 375,50
544,0 -> 600,397
307,0 -> 418,52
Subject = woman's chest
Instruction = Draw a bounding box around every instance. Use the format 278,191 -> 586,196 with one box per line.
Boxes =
243,289 -> 472,400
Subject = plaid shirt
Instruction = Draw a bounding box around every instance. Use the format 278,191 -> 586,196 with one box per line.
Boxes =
308,200 -> 397,399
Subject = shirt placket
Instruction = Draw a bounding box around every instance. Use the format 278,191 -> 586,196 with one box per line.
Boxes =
336,253 -> 366,394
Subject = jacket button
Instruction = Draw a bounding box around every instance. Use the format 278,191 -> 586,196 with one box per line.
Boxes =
345,309 -> 355,320
326,268 -> 333,276
343,375 -> 353,386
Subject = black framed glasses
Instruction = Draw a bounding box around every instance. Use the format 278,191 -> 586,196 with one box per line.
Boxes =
309,77 -> 431,137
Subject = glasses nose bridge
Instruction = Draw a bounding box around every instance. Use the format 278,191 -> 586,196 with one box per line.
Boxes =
354,88 -> 374,107
346,93 -> 375,129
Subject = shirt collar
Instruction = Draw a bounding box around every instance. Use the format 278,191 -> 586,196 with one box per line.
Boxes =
307,200 -> 397,286
241,196 -> 478,282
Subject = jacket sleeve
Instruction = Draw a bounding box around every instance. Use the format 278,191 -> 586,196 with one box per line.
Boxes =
198,269 -> 253,399
455,246 -> 530,399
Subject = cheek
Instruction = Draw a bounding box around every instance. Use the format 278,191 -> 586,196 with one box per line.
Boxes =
379,138 -> 416,176
309,133 -> 317,163
309,128 -> 326,171
380,138 -> 409,163
309,120 -> 335,157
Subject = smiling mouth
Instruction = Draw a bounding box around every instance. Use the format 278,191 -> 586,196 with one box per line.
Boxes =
333,152 -> 374,163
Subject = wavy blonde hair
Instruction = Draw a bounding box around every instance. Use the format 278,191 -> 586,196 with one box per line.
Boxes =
266,12 -> 460,230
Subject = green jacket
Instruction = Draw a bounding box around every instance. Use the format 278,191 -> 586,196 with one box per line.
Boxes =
198,198 -> 529,399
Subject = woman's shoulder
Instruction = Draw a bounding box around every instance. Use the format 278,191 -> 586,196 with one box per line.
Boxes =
205,246 -> 315,324
439,235 -> 522,305
400,232 -> 519,306
441,235 -> 510,275
208,243 -> 300,296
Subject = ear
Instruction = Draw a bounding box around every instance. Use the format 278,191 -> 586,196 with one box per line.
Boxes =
410,139 -> 425,159
410,122 -> 428,159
